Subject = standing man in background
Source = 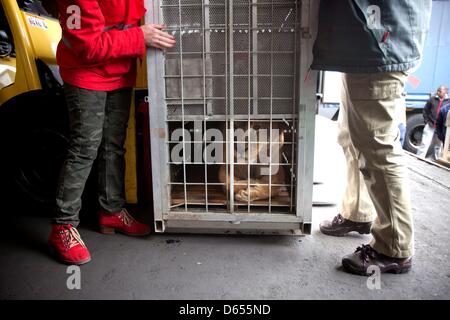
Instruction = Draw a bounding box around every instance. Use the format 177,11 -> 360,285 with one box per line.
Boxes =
312,0 -> 431,276
48,0 -> 175,265
417,85 -> 448,160
435,101 -> 450,146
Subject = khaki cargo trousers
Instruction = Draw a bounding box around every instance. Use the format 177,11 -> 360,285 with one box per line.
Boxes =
337,72 -> 413,258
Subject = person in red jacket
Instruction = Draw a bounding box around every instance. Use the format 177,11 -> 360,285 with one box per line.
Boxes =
48,0 -> 175,265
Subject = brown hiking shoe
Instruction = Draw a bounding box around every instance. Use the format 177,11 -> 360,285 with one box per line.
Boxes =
319,214 -> 372,237
342,244 -> 412,276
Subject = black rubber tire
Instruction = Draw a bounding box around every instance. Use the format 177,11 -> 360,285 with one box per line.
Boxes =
0,92 -> 69,211
404,113 -> 425,154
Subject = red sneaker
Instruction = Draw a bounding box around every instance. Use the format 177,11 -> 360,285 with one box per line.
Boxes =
48,224 -> 91,265
99,208 -> 151,236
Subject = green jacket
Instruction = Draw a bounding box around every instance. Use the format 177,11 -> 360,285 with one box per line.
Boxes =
311,0 -> 432,73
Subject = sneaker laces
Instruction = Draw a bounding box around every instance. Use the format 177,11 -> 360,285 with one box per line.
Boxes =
61,227 -> 86,250
119,209 -> 137,227
355,244 -> 376,262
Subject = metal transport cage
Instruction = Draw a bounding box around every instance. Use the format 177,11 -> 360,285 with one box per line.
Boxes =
145,0 -> 317,234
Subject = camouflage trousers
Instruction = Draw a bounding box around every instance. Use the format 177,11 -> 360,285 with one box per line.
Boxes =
54,83 -> 132,226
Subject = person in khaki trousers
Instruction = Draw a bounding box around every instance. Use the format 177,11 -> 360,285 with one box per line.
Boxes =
320,78 -> 407,237
312,0 -> 431,275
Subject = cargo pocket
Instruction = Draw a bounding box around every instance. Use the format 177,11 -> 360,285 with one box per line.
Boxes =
344,74 -> 405,137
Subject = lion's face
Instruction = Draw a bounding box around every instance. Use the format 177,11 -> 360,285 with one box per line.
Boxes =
233,122 -> 285,164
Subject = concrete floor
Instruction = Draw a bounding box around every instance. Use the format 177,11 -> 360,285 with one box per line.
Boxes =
1,116 -> 449,300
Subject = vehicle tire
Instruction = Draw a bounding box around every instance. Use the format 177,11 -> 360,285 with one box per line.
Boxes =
0,92 -> 69,212
404,113 -> 425,154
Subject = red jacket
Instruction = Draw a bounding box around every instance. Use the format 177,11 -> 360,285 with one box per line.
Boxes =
56,0 -> 146,91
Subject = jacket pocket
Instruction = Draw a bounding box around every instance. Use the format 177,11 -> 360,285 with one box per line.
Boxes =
94,58 -> 134,79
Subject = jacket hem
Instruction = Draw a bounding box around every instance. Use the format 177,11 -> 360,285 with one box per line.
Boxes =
310,59 -> 420,74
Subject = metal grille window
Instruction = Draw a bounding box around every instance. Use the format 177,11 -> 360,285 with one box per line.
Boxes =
146,0 -> 316,234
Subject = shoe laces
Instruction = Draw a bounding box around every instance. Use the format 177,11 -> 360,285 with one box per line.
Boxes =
60,227 -> 86,250
118,209 -> 136,227
355,244 -> 376,262
332,213 -> 344,225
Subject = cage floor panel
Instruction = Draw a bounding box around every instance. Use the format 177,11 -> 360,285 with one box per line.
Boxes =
170,184 -> 292,207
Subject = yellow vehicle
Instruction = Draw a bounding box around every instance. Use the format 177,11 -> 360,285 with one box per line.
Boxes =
0,0 -> 149,208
